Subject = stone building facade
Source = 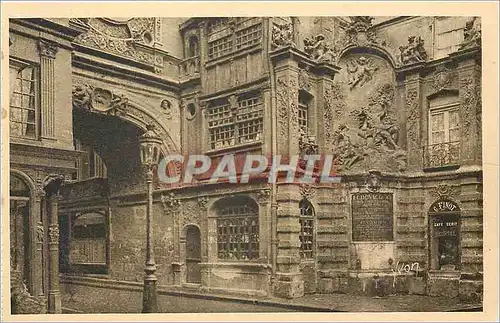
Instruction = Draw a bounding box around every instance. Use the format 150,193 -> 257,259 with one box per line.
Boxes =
8,16 -> 483,312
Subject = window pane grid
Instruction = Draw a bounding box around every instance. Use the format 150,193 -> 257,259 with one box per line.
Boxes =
217,204 -> 259,261
299,199 -> 314,259
208,95 -> 264,150
208,20 -> 262,61
235,24 -> 262,50
10,65 -> 37,139
298,102 -> 308,135
208,36 -> 233,60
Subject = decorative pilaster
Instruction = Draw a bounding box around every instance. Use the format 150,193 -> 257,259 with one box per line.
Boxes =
42,174 -> 65,314
38,40 -> 58,139
455,54 -> 481,165
404,70 -> 424,170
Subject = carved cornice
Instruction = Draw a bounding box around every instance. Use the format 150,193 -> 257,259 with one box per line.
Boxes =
37,39 -> 59,59
73,18 -> 163,72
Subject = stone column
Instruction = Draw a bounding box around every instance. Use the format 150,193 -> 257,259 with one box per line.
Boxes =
33,188 -> 44,297
42,174 -> 65,314
37,40 -> 58,139
450,48 -> 482,166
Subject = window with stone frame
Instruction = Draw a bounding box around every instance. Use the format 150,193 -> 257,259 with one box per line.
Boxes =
434,17 -> 469,59
299,198 -> 315,259
207,93 -> 263,150
426,95 -> 460,168
207,17 -> 262,61
9,61 -> 39,139
216,197 -> 259,261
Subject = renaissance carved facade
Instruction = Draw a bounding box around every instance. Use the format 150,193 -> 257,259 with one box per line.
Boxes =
9,16 -> 483,311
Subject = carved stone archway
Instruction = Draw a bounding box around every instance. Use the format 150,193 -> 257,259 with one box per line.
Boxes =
72,83 -> 180,156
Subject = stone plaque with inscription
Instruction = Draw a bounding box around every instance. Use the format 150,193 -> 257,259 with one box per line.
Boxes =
352,193 -> 394,241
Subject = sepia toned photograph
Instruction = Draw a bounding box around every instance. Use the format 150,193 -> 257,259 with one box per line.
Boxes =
2,2 -> 498,321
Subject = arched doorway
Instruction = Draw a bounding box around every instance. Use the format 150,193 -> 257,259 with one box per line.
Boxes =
185,225 -> 201,284
9,174 -> 33,293
428,199 -> 461,271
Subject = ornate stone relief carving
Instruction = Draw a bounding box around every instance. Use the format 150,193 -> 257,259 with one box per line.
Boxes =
327,16 -> 390,63
160,99 -> 173,119
48,226 -> 59,244
73,18 -> 163,72
299,134 -> 319,156
398,36 -> 427,65
460,77 -> 477,138
257,189 -> 271,204
323,82 -> 348,154
197,196 -> 209,209
364,170 -> 382,192
299,184 -> 316,200
161,192 -> 182,212
36,223 -> 44,244
303,34 -> 336,63
182,200 -> 200,226
431,65 -> 455,92
271,22 -> 295,50
298,68 -> 311,91
346,56 -> 378,90
331,83 -> 406,172
459,17 -> 481,50
405,89 -> 419,144
276,78 -> 290,138
72,84 -> 129,116
431,183 -> 460,200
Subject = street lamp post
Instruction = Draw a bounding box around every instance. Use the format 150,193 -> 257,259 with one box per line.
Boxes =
138,124 -> 162,313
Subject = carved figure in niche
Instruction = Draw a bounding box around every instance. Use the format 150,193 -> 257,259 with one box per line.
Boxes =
460,17 -> 481,50
399,36 -> 427,65
346,56 -> 378,90
304,34 -> 335,63
271,22 -> 294,49
72,84 -> 93,110
332,124 -> 363,170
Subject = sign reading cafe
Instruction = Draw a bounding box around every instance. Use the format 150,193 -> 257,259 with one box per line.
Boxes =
351,193 -> 394,241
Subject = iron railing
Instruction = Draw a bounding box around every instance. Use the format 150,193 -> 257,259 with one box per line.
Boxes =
424,141 -> 461,169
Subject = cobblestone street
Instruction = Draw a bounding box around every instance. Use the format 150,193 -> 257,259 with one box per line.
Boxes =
61,282 -> 482,313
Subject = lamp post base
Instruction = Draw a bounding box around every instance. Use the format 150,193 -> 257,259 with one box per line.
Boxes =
142,277 -> 158,313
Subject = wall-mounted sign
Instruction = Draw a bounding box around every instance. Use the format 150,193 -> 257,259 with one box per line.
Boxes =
352,193 -> 394,241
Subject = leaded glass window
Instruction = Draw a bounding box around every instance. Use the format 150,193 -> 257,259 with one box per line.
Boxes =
299,199 -> 314,259
216,197 -> 259,260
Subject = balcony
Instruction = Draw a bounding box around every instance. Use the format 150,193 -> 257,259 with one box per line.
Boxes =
423,141 -> 461,171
